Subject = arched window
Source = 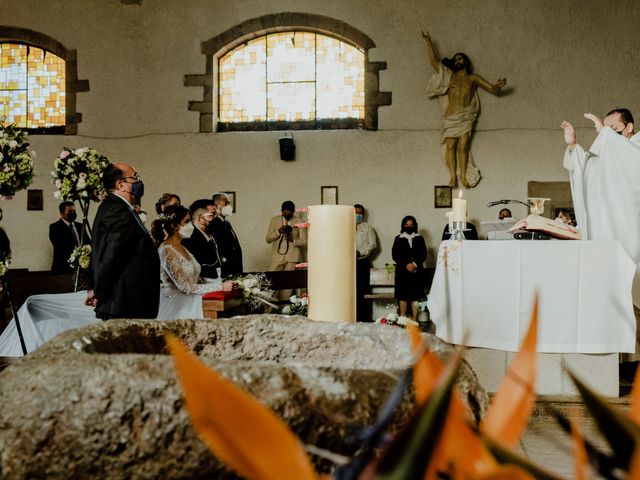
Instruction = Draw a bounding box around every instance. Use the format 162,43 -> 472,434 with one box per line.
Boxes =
186,13 -> 391,133
0,42 -> 66,129
0,27 -> 88,134
217,32 -> 365,131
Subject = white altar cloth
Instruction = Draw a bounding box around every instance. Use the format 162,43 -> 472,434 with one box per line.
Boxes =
427,240 -> 636,353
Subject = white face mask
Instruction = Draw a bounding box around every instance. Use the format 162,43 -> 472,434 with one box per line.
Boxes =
180,222 -> 194,238
220,205 -> 233,217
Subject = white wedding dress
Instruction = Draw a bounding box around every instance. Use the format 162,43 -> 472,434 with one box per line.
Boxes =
0,243 -> 222,357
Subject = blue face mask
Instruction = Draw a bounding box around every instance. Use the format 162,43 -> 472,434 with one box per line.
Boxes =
130,180 -> 145,199
355,214 -> 364,224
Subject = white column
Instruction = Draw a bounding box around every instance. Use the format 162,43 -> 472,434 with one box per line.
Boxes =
307,205 -> 356,323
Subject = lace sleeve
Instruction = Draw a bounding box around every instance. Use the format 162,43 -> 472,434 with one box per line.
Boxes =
161,245 -> 222,295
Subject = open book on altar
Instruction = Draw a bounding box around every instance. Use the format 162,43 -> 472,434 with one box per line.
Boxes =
507,214 -> 581,240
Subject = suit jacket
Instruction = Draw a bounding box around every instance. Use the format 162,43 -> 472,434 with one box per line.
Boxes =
210,217 -> 243,277
49,218 -> 88,273
90,193 -> 160,319
182,227 -> 220,279
265,214 -> 306,265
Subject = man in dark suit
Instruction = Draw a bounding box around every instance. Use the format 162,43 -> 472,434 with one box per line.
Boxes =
211,192 -> 243,277
85,163 -> 160,320
49,201 -> 88,273
182,199 -> 221,279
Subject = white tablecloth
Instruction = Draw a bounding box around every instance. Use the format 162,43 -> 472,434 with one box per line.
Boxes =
427,240 -> 636,353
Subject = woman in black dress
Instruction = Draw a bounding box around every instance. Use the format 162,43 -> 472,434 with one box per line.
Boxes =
392,215 -> 427,320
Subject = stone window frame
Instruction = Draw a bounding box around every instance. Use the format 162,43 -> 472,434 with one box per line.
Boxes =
0,26 -> 89,135
185,13 -> 391,133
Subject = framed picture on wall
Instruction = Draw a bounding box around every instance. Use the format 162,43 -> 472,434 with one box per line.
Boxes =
223,191 -> 236,212
27,189 -> 43,211
434,186 -> 452,208
321,186 -> 338,205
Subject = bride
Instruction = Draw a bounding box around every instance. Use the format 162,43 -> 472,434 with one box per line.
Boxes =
0,205 -> 232,356
152,204 -> 233,319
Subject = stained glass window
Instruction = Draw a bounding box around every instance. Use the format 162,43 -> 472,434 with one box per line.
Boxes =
218,32 -> 364,130
0,42 -> 66,129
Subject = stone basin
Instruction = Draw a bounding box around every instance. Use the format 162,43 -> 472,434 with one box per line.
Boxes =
0,315 -> 488,479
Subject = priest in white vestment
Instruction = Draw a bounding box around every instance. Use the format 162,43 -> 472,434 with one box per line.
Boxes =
563,108 -> 640,357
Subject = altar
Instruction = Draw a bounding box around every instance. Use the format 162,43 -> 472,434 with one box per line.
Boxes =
427,240 -> 637,396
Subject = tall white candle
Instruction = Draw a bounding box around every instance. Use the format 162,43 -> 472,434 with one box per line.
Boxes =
307,205 -> 356,323
452,190 -> 466,222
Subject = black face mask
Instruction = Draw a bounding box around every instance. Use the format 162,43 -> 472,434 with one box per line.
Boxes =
204,220 -> 216,235
67,212 -> 77,222
402,226 -> 416,234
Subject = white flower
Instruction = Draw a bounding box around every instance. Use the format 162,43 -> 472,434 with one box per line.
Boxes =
77,179 -> 86,189
289,295 -> 298,303
55,179 -> 62,188
60,150 -> 70,159
8,140 -> 17,149
74,147 -> 89,157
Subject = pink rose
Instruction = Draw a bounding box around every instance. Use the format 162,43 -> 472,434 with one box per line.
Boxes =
59,150 -> 70,159
78,172 -> 87,179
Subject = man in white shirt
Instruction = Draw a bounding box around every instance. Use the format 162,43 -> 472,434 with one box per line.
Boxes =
355,204 -> 377,322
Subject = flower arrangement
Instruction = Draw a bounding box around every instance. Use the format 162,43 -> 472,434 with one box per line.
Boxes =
0,118 -> 35,198
52,147 -> 110,202
68,245 -> 92,270
417,298 -> 429,313
375,311 -> 419,328
282,294 -> 308,316
232,273 -> 277,311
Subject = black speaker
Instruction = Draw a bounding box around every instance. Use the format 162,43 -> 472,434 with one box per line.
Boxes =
279,136 -> 295,161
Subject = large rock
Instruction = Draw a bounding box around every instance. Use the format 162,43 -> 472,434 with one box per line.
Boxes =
0,315 -> 488,479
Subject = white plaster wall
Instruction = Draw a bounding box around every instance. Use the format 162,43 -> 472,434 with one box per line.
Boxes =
2,0 -> 639,271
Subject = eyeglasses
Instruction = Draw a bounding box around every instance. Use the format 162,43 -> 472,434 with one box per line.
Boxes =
122,174 -> 141,182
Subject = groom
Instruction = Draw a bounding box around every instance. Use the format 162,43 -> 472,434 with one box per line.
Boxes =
85,162 -> 160,320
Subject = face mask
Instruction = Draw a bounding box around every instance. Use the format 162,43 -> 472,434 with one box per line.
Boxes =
402,226 -> 416,234
220,205 -> 233,217
180,222 -> 194,238
67,212 -> 77,222
130,180 -> 145,199
355,214 -> 364,224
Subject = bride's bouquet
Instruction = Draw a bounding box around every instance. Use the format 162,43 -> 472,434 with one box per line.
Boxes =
232,273 -> 277,311
0,118 -> 35,198
375,311 -> 419,329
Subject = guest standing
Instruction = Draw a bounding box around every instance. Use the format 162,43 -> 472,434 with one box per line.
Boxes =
155,193 -> 181,215
85,163 -> 160,320
49,201 -> 88,273
211,192 -> 243,277
392,215 -> 427,320
182,199 -> 222,279
354,203 -> 377,322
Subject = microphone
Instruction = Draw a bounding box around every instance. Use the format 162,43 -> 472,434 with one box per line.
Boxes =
487,200 -> 508,207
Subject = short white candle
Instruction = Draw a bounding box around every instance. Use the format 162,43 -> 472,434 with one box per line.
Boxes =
452,190 -> 466,222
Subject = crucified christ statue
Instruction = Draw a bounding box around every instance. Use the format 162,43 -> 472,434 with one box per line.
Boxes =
422,31 -> 507,188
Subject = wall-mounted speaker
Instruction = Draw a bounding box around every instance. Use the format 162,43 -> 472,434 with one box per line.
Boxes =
279,135 -> 295,161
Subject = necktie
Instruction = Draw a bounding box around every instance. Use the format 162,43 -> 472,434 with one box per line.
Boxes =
70,223 -> 80,246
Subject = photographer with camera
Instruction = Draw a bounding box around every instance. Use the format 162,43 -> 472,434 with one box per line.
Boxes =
266,200 -> 307,276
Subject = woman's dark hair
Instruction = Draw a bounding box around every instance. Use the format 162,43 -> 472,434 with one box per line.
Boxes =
400,215 -> 418,231
150,204 -> 189,246
155,193 -> 181,215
